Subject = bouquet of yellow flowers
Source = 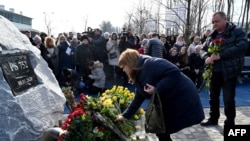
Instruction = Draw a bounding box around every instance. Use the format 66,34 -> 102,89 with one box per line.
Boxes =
59,85 -> 145,141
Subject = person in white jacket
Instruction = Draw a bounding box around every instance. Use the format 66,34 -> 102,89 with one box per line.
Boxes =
87,60 -> 106,95
106,32 -> 122,83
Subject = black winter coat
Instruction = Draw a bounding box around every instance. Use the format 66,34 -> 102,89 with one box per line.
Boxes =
75,44 -> 96,78
200,22 -> 248,80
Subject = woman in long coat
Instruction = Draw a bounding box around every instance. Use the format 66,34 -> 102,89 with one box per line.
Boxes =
58,35 -> 76,76
75,36 -> 96,86
44,37 -> 59,80
116,49 -> 204,141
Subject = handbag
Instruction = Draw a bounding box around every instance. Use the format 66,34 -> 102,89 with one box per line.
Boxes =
145,90 -> 166,134
109,52 -> 117,59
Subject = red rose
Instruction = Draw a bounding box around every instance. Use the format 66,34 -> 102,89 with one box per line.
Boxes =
68,113 -> 74,118
65,118 -> 71,124
61,123 -> 68,129
219,38 -> 225,43
212,38 -> 225,44
80,93 -> 87,100
98,126 -> 104,131
212,39 -> 220,44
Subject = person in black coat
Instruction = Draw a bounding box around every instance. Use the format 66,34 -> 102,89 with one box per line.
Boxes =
75,35 -> 97,87
116,49 -> 204,141
61,68 -> 85,95
189,45 -> 205,90
200,11 -> 248,127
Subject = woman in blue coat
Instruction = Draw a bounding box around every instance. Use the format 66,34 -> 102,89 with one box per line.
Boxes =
116,49 -> 204,141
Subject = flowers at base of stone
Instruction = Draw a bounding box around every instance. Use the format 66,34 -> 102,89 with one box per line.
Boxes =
58,94 -> 116,141
59,85 -> 145,141
202,38 -> 225,88
61,86 -> 76,112
100,85 -> 145,120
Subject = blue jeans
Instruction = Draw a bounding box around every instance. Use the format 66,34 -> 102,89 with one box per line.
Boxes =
209,72 -> 237,125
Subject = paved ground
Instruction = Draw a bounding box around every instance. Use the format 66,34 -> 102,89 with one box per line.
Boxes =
171,106 -> 250,141
62,106 -> 250,141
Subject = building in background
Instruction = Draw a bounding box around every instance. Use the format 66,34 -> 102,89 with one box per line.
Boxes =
0,4 -> 39,36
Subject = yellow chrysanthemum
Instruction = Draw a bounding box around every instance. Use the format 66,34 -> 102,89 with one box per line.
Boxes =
139,108 -> 145,114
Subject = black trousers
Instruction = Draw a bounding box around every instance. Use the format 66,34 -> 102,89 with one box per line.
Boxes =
209,71 -> 237,125
157,134 -> 172,141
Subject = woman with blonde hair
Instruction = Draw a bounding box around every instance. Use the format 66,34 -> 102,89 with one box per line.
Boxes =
44,36 -> 59,80
173,35 -> 186,51
116,48 -> 204,141
57,35 -> 75,79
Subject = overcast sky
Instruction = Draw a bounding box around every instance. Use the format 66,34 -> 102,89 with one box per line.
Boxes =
1,0 -> 245,36
1,0 -> 136,36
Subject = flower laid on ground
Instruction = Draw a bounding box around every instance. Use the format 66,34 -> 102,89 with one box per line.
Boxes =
61,86 -> 77,112
100,85 -> 145,120
202,38 -> 225,88
59,85 -> 145,141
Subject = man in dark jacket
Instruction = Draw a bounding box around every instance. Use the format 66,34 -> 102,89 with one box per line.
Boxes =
75,35 -> 96,82
24,31 -> 36,46
145,33 -> 165,58
89,28 -> 106,64
200,11 -> 248,126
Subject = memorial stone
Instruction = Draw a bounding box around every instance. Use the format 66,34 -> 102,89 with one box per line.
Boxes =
0,15 -> 66,141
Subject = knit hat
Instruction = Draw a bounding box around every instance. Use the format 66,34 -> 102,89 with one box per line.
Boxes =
80,35 -> 89,41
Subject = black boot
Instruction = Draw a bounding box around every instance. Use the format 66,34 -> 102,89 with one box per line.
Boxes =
224,119 -> 235,126
200,119 -> 218,126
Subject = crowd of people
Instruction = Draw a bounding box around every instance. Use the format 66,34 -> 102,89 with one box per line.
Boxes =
24,20 -> 250,93
116,11 -> 249,141
24,28 -> 141,95
23,11 -> 250,141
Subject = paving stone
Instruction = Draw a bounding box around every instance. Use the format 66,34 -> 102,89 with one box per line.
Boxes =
171,106 -> 250,141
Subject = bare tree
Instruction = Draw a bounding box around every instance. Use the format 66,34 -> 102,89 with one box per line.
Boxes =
124,0 -> 153,34
134,0 -> 148,34
43,12 -> 54,36
155,0 -> 162,33
237,0 -> 244,26
123,0 -> 246,40
99,21 -> 113,33
125,11 -> 134,30
156,0 -> 187,34
245,0 -> 250,32
212,0 -> 225,12
184,0 -> 191,41
156,0 -> 192,39
241,0 -> 247,28
195,0 -> 203,35
226,0 -> 234,21
194,0 -> 210,35
83,15 -> 88,32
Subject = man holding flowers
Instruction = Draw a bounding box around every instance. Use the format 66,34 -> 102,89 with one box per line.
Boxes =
200,11 -> 248,127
